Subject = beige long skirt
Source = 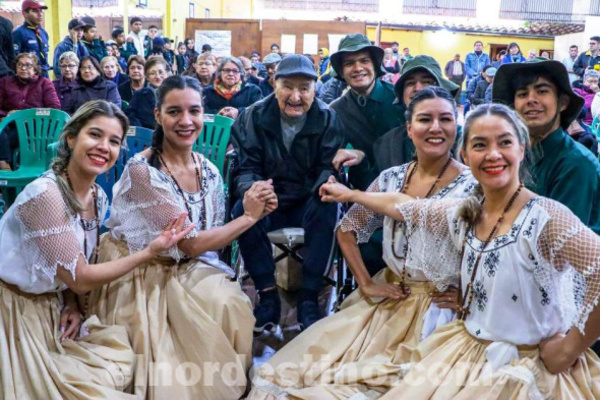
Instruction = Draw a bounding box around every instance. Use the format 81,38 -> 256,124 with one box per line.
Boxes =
380,321 -> 600,400
88,235 -> 255,400
248,272 -> 439,400
0,280 -> 136,400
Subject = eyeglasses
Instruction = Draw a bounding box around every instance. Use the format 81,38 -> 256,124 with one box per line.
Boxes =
60,64 -> 78,70
196,62 -> 214,66
222,68 -> 240,75
80,65 -> 96,72
148,70 -> 167,77
17,63 -> 34,70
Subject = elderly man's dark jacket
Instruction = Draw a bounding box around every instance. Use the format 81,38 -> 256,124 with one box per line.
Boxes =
232,93 -> 344,208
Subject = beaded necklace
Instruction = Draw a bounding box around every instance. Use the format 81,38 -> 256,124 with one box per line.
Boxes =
155,149 -> 207,230
391,158 -> 452,293
456,183 -> 524,320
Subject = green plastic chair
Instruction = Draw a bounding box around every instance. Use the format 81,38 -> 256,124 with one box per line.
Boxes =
0,108 -> 70,205
194,114 -> 235,179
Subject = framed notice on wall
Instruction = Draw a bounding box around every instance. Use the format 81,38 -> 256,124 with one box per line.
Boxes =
195,30 -> 232,56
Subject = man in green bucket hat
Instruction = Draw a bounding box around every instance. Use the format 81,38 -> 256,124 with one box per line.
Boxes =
373,54 -> 461,172
329,33 -> 402,276
492,58 -> 600,234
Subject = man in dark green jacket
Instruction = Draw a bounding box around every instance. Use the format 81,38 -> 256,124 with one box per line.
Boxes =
493,59 -> 600,234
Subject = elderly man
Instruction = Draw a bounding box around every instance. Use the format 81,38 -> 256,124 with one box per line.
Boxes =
493,59 -> 600,234
259,52 -> 282,97
232,54 -> 344,332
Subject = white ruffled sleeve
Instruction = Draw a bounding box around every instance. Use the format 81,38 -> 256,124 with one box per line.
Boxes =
532,198 -> 600,334
395,198 -> 465,291
16,182 -> 83,286
338,178 -> 385,243
109,160 -> 197,261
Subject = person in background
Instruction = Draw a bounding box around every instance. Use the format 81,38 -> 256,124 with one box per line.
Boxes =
203,56 -> 263,118
527,48 -> 538,60
318,69 -> 347,104
251,51 -> 267,78
68,56 -> 120,114
501,42 -> 527,64
53,51 -> 79,112
259,52 -> 282,97
239,56 -> 260,85
53,18 -> 88,78
125,56 -> 168,128
111,26 -> 137,63
0,15 -> 14,78
563,45 -> 579,84
391,41 -> 400,60
568,108 -> 599,155
80,17 -> 108,63
12,0 -> 50,77
127,16 -> 145,57
444,52 -> 466,88
183,53 -> 217,88
109,43 -> 127,71
574,36 -> 600,79
382,47 -> 400,84
318,47 -> 331,80
471,66 -> 496,106
492,50 -> 506,68
573,69 -> 600,125
175,42 -> 187,74
101,56 -> 129,87
184,38 -> 198,67
201,43 -> 212,54
270,43 -> 281,54
0,53 -> 60,170
162,37 -> 175,71
465,40 -> 491,86
464,64 -> 492,115
541,51 -> 550,59
400,47 -> 413,67
118,54 -> 146,103
143,25 -> 159,58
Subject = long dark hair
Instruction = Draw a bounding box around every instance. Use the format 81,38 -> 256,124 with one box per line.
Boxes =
148,75 -> 204,169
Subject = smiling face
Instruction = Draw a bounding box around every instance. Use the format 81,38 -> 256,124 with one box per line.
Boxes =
265,62 -> 279,79
461,114 -> 524,192
67,116 -> 124,178
220,61 -> 241,88
509,44 -> 520,55
274,76 -> 315,119
102,59 -> 118,79
80,59 -> 100,82
341,50 -> 375,94
402,70 -> 438,106
407,97 -> 457,161
513,76 -> 567,138
155,88 -> 203,151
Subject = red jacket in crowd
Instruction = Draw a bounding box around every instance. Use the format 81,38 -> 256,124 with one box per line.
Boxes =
0,75 -> 61,118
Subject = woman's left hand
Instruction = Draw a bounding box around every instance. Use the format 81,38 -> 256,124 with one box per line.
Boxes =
59,304 -> 83,341
539,333 -> 580,374
430,286 -> 459,310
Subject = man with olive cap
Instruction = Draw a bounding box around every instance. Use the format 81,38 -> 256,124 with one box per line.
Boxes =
493,59 -> 600,234
232,54 -> 344,332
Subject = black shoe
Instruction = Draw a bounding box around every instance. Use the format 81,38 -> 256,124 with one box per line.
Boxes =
297,290 -> 322,331
253,289 -> 281,334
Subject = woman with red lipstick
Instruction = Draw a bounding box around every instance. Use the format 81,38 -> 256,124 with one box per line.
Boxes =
320,103 -> 600,399
247,87 -> 477,400
89,75 -> 270,399
0,100 -> 193,399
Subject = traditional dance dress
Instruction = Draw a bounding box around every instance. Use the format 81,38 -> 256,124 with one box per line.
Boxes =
0,172 -> 136,400
380,196 -> 600,399
248,164 -> 477,400
87,153 -> 255,400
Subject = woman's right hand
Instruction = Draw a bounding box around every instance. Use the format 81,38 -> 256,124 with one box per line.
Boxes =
320,176 -> 353,203
243,181 -> 269,221
360,280 -> 410,301
147,212 -> 196,256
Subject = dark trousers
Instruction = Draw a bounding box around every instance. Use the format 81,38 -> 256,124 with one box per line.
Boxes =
0,124 -> 18,164
232,195 -> 338,292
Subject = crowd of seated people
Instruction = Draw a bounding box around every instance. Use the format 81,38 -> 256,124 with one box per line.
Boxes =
1,8 -> 600,398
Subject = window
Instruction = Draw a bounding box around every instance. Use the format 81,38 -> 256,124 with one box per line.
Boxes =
263,0 -> 379,12
500,0 -> 576,22
403,0 -> 477,17
189,2 -> 195,18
